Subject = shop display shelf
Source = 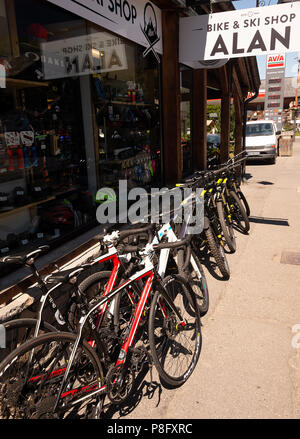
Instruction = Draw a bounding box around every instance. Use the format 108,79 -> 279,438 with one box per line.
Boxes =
0,196 -> 56,219
0,185 -> 82,220
6,78 -> 50,89
96,99 -> 158,107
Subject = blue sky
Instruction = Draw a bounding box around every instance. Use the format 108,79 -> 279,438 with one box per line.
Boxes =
232,0 -> 299,82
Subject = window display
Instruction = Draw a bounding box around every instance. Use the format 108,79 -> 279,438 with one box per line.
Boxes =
0,1 -> 95,271
93,41 -> 162,192
0,0 -> 162,276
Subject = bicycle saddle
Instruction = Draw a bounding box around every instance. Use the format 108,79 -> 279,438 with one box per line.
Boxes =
44,266 -> 85,285
0,245 -> 50,266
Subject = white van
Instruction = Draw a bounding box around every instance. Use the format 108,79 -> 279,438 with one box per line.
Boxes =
245,120 -> 280,164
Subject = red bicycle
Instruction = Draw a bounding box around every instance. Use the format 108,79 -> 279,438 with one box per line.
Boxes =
0,226 -> 202,419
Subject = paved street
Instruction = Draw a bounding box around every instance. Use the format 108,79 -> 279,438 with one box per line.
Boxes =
108,140 -> 300,419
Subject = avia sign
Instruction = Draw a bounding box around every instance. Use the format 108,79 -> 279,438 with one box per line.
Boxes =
247,90 -> 265,99
267,54 -> 285,68
179,3 -> 300,62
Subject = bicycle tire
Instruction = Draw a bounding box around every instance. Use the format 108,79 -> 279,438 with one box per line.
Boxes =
148,275 -> 202,387
237,189 -> 250,217
176,248 -> 209,317
204,223 -> 230,280
228,190 -> 250,233
0,272 -> 112,364
216,200 -> 236,253
0,318 -> 57,363
0,331 -> 104,419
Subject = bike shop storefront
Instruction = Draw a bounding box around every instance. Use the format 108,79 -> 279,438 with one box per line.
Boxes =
0,0 -> 163,275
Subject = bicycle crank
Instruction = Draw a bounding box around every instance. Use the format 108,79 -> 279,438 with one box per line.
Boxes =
106,363 -> 135,405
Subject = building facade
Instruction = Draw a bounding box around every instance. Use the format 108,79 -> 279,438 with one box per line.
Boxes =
0,0 -> 260,284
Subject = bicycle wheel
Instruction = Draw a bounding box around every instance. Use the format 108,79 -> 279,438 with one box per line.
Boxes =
177,248 -> 209,317
237,189 -> 250,217
0,332 -> 104,419
216,200 -> 236,253
228,190 -> 250,233
204,223 -> 230,280
148,275 -> 202,387
73,270 -> 121,362
71,271 -> 113,333
0,318 -> 57,363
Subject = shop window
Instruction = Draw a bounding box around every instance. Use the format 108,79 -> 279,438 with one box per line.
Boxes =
0,0 -> 94,270
0,0 -> 162,276
87,23 -> 162,192
180,66 -> 192,177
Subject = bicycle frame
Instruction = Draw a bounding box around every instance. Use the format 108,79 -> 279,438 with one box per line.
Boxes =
154,190 -> 204,279
17,248 -> 118,342
51,242 -> 187,412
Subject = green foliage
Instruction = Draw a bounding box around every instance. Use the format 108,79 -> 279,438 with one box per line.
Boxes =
284,122 -> 294,131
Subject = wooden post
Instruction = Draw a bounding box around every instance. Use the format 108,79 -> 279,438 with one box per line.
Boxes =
193,69 -> 207,170
233,93 -> 243,155
232,65 -> 244,156
5,0 -> 19,107
161,10 -> 181,184
219,65 -> 231,164
5,0 -> 20,57
220,92 -> 231,163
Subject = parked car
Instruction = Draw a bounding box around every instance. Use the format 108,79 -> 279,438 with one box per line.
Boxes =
207,134 -> 220,168
245,120 -> 281,164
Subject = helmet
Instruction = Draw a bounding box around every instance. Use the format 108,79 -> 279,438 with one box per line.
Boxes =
41,204 -> 74,227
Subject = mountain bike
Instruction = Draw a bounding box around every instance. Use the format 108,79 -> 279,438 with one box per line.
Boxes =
177,172 -> 231,280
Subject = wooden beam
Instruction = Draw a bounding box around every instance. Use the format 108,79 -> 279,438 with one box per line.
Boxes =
236,58 -> 251,94
220,92 -> 231,163
233,93 -> 243,155
218,65 -> 229,95
161,10 -> 181,184
5,0 -> 19,57
232,65 -> 243,103
193,69 -> 207,170
207,71 -> 221,91
217,64 -> 231,163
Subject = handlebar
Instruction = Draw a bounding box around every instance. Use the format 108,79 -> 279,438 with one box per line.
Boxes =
94,223 -> 154,243
153,235 -> 191,250
119,235 -> 191,255
118,223 -> 155,242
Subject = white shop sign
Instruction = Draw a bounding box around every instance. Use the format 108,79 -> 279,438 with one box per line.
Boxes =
47,0 -> 162,60
179,3 -> 300,62
41,32 -> 128,79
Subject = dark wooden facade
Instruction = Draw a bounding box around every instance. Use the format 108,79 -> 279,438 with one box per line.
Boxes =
155,0 -> 260,182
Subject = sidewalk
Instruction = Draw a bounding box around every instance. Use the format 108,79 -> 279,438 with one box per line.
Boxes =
110,141 -> 300,419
